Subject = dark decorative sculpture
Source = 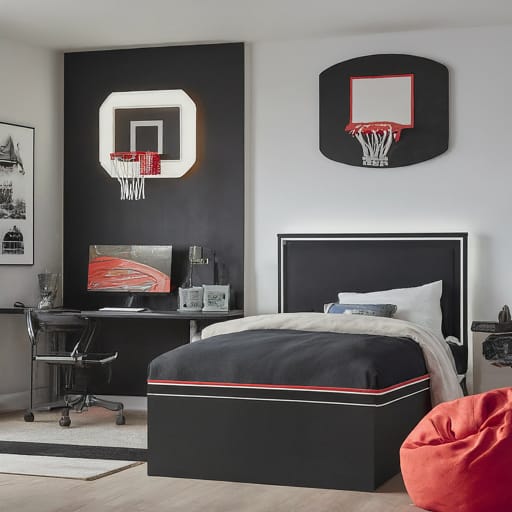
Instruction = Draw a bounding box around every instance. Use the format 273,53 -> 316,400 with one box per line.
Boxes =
498,305 -> 511,323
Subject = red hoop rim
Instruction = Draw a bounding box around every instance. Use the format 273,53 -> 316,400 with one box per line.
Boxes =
345,122 -> 410,142
110,151 -> 161,177
110,151 -> 160,161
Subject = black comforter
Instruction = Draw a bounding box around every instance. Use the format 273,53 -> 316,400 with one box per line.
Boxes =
148,329 -> 427,390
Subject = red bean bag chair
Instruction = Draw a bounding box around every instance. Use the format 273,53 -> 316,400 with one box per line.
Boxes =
400,387 -> 512,512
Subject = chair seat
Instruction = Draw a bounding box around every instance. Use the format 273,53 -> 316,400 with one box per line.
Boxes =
400,387 -> 512,512
35,352 -> 118,365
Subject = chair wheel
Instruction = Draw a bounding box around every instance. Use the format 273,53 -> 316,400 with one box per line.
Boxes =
24,412 -> 34,422
59,416 -> 71,427
116,414 -> 126,425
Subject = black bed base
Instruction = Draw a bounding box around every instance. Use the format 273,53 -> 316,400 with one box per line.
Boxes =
147,384 -> 431,491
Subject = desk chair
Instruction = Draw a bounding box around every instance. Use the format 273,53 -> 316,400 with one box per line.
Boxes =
25,309 -> 125,427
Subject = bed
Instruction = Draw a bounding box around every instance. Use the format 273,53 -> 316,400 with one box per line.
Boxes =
147,233 -> 468,491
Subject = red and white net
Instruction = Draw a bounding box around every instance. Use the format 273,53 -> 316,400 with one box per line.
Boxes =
110,151 -> 161,200
345,123 -> 404,168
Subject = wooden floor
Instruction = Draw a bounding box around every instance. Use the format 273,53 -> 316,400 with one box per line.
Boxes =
0,463 -> 426,512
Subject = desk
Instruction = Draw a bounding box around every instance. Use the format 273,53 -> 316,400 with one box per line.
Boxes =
79,309 -> 244,395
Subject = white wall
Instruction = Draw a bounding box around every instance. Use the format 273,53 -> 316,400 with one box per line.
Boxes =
247,25 -> 512,392
0,24 -> 507,407
0,37 -> 63,411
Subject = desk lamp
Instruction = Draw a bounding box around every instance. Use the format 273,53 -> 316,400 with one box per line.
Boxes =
179,246 -> 209,312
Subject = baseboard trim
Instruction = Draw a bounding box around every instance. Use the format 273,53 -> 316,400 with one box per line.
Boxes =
0,394 -> 147,413
0,391 -> 29,413
0,385 -> 55,413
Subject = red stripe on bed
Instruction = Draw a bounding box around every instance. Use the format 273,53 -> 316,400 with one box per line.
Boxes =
147,374 -> 430,394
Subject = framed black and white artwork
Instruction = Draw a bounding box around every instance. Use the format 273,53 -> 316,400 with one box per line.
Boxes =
0,121 -> 34,265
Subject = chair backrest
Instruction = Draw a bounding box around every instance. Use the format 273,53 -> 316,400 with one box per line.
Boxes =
25,309 -> 89,348
25,309 -> 36,347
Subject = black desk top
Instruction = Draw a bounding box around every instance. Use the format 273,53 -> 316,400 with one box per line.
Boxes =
0,308 -> 25,315
2,307 -> 244,320
80,309 -> 244,320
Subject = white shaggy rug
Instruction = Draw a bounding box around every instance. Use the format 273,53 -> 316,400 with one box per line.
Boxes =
0,408 -> 146,448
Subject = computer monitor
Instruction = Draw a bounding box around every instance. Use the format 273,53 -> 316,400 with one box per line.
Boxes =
87,245 -> 172,300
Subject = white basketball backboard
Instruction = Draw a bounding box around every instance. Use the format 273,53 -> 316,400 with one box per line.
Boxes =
99,90 -> 196,179
348,74 -> 414,128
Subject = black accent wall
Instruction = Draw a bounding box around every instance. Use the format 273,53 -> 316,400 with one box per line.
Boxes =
64,43 -> 244,310
63,43 -> 244,395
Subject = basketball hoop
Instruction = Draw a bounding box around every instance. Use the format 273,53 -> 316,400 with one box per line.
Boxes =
109,151 -> 161,200
345,123 -> 402,167
345,74 -> 414,167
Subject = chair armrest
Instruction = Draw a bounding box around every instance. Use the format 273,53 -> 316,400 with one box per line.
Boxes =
82,352 -> 119,365
34,354 -> 78,364
35,350 -> 118,366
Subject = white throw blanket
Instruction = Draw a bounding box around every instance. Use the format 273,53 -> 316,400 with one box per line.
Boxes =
201,313 -> 463,406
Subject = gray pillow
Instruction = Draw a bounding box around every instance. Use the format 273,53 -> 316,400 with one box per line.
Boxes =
326,303 -> 397,317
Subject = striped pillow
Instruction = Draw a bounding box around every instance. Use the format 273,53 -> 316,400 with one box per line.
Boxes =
325,303 -> 397,317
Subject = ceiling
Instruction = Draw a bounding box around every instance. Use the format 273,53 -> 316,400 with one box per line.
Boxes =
1,0 -> 512,51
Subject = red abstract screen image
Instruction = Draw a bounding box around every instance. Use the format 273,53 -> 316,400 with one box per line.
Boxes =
87,245 -> 172,293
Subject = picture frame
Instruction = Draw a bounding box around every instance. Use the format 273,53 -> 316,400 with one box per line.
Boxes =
178,286 -> 204,312
202,284 -> 230,312
0,121 -> 34,265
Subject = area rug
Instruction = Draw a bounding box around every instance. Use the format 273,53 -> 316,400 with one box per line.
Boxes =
0,453 -> 143,480
0,408 -> 147,461
0,441 -> 146,461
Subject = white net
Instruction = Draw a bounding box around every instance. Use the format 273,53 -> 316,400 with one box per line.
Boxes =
109,152 -> 160,200
347,123 -> 396,167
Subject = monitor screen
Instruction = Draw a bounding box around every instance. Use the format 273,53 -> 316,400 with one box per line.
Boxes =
87,245 -> 172,293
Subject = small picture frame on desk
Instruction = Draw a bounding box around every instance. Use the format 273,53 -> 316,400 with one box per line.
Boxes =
202,285 -> 230,312
178,286 -> 203,312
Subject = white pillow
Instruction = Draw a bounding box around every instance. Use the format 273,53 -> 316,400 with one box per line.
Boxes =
337,280 -> 443,340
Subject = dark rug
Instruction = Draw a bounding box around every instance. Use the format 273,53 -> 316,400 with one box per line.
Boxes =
0,441 -> 146,461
